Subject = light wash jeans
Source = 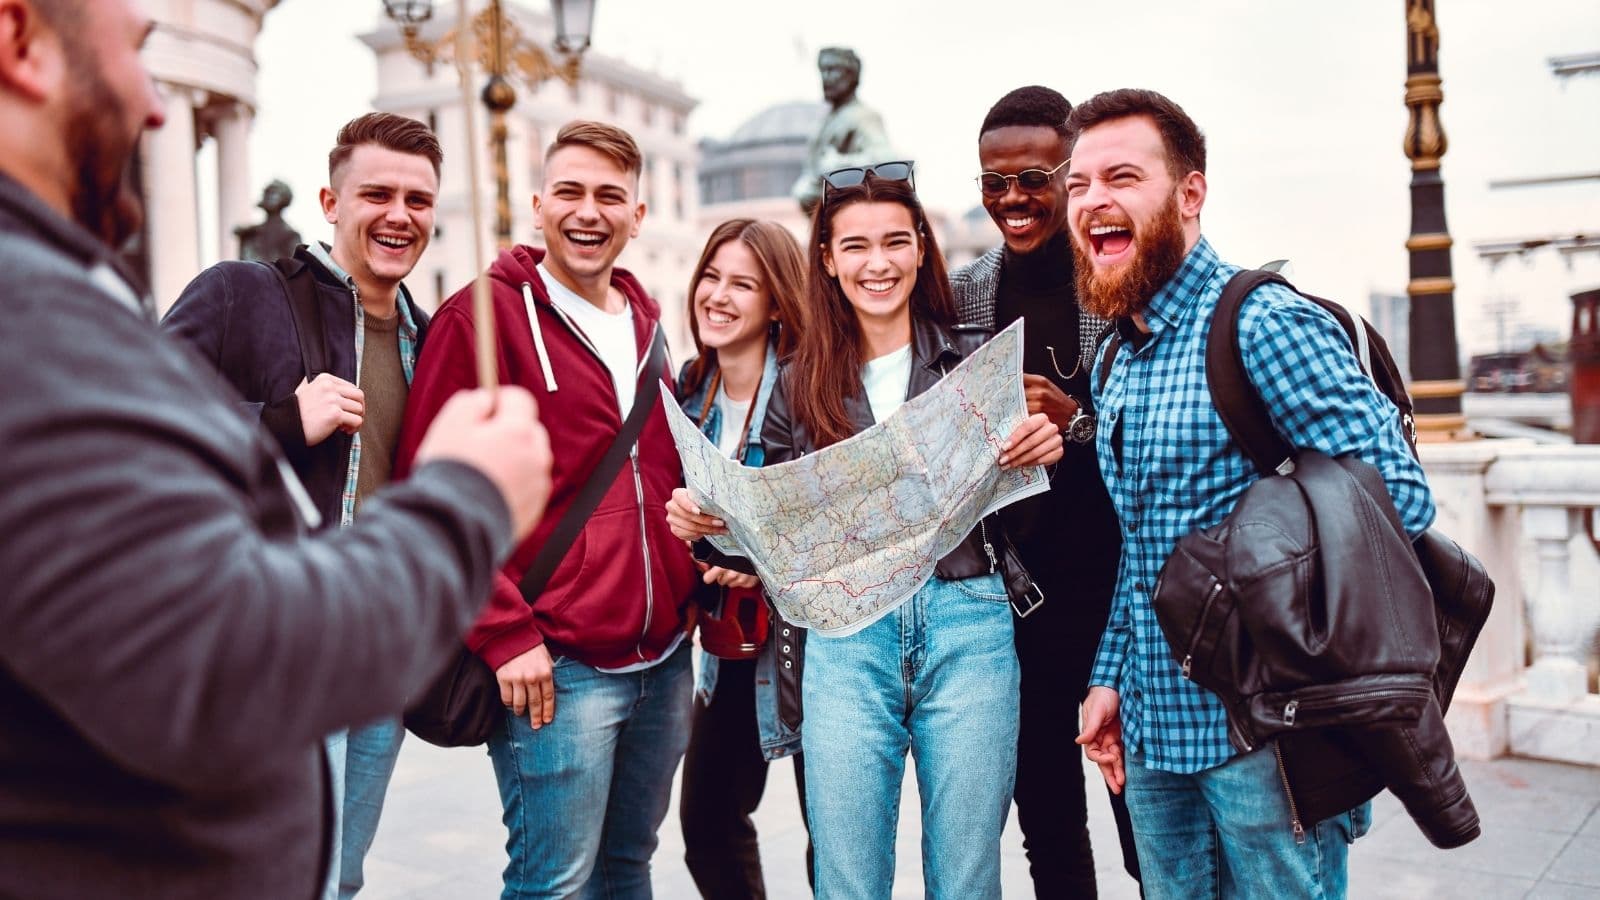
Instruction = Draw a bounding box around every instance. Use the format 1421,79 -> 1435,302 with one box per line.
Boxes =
1124,743 -> 1369,899
801,573 -> 1019,900
321,718 -> 406,900
486,642 -> 693,900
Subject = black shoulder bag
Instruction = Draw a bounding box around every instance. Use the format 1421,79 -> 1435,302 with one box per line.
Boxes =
404,327 -> 669,748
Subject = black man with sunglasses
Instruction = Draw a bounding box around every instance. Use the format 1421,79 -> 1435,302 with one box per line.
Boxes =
950,85 -> 1143,899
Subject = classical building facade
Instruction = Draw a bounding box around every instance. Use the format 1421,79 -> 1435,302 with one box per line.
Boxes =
360,8 -> 701,357
142,0 -> 280,314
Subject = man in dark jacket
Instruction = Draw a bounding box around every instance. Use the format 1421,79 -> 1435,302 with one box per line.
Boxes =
949,85 -> 1141,898
163,112 -> 442,900
395,120 -> 698,898
0,2 -> 552,897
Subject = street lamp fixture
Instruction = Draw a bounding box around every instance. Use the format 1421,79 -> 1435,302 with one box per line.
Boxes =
382,0 -> 596,247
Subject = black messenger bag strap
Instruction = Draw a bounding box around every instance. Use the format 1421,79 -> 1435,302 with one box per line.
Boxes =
517,326 -> 668,604
1208,269 -> 1297,478
262,256 -> 329,377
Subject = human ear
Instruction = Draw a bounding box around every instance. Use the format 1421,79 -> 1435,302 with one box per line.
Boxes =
319,186 -> 338,224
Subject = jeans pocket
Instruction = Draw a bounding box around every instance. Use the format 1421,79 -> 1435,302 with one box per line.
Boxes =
1344,800 -> 1372,842
949,573 -> 1008,603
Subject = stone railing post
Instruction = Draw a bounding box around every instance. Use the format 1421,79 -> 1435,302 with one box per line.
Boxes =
1522,505 -> 1590,703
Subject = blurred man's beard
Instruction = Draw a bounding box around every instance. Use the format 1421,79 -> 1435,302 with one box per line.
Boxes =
64,70 -> 144,249
1072,194 -> 1187,321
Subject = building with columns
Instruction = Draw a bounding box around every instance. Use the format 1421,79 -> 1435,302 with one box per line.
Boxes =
359,5 -> 702,358
141,0 -> 280,314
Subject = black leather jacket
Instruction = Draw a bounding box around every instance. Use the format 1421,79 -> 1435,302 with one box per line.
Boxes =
1158,451 -> 1490,848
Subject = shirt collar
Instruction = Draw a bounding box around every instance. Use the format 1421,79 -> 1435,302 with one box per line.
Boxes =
1142,235 -> 1220,336
306,241 -> 419,335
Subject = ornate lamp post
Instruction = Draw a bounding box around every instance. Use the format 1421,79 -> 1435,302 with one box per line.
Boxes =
1402,0 -> 1468,439
382,0 -> 596,248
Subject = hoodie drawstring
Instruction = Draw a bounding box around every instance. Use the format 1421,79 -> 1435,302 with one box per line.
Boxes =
521,282 -> 559,392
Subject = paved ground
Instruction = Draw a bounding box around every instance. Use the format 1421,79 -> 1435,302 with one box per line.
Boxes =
360,737 -> 1600,899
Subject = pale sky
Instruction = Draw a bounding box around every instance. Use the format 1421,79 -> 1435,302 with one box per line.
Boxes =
247,0 -> 1600,355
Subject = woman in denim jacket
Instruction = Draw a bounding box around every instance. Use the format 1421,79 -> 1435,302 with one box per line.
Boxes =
675,219 -> 814,898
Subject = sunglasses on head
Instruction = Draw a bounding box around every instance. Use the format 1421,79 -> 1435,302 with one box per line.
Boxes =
975,158 -> 1070,198
821,160 -> 916,195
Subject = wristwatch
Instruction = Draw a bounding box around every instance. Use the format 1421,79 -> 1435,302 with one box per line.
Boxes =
1064,396 -> 1096,444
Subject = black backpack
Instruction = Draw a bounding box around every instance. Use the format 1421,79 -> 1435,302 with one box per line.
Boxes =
1098,268 -> 1493,736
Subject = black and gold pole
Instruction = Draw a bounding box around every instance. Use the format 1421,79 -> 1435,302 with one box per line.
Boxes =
1403,0 -> 1468,439
384,0 -> 593,249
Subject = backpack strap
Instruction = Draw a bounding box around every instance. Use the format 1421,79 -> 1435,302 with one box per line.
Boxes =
260,256 -> 328,377
517,326 -> 669,604
1208,270 -> 1297,478
1095,327 -> 1122,395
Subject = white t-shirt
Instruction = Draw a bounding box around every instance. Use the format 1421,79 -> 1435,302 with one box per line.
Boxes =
540,264 -> 638,415
715,388 -> 753,459
862,342 -> 912,425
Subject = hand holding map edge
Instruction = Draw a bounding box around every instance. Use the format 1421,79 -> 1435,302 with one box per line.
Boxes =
664,320 -> 1048,637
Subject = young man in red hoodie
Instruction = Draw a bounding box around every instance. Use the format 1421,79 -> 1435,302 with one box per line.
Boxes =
396,120 -> 697,897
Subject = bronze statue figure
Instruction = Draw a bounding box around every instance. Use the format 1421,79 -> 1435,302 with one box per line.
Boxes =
792,47 -> 893,216
235,179 -> 302,261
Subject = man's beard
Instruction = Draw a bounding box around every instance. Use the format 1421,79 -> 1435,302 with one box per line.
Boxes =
1072,194 -> 1187,321
63,69 -> 144,249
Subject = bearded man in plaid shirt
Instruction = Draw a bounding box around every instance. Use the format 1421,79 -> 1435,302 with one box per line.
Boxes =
1065,89 -> 1435,900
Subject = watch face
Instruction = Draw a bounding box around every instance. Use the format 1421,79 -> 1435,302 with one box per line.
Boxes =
1067,411 -> 1096,444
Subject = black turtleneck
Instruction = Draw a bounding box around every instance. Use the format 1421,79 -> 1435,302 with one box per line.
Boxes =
989,229 -> 1120,611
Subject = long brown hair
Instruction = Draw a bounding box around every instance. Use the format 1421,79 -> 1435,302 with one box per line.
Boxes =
681,219 -> 807,391
787,174 -> 954,448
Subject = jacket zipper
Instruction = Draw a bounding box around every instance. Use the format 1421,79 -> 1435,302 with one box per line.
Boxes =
978,518 -> 997,572
1272,742 -> 1307,844
1278,683 -> 1432,727
538,292 -> 661,661
1180,581 -> 1225,680
632,447 -> 654,659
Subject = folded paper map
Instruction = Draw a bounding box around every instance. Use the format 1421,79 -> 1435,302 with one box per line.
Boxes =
665,320 -> 1049,636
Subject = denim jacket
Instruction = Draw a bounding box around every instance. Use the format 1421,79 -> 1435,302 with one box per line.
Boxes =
676,343 -> 801,761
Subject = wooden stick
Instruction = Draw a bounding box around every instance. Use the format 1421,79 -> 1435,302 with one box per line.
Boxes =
455,0 -> 498,394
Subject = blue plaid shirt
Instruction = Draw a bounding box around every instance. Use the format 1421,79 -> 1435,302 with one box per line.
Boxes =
1088,237 -> 1435,774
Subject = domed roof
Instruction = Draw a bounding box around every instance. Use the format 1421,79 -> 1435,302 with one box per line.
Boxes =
726,101 -> 828,146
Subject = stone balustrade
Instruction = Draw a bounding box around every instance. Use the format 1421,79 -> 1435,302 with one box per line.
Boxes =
1427,440 -> 1600,766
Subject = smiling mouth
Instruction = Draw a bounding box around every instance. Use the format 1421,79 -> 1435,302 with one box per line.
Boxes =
1003,215 -> 1037,231
373,234 -> 414,250
860,278 -> 897,295
1087,223 -> 1133,257
704,309 -> 739,326
566,229 -> 607,249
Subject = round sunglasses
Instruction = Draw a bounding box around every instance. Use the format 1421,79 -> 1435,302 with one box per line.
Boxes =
975,158 -> 1070,198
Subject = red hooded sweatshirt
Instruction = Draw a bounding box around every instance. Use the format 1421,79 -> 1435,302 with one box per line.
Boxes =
395,245 -> 697,671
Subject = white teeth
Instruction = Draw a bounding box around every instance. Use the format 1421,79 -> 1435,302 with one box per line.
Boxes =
567,230 -> 605,246
861,279 -> 895,292
706,311 -> 735,325
374,235 -> 411,248
1005,216 -> 1036,229
1089,225 -> 1129,236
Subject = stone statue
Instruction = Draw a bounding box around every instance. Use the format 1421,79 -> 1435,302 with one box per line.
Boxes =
792,46 -> 894,217
235,179 -> 302,262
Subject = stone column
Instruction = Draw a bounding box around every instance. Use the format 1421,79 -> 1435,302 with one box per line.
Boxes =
1422,441 -> 1521,759
213,101 -> 254,261
143,84 -> 201,316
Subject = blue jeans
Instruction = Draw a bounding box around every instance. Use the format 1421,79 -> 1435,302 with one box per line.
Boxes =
1124,743 -> 1368,899
800,573 -> 1019,900
320,719 -> 406,900
487,642 -> 693,900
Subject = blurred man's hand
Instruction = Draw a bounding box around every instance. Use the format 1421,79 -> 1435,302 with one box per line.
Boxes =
415,387 -> 551,540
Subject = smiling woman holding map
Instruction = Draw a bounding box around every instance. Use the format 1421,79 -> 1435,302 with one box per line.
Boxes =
667,162 -> 1062,898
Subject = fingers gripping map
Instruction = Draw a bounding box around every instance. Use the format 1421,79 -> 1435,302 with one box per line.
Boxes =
665,320 -> 1049,637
